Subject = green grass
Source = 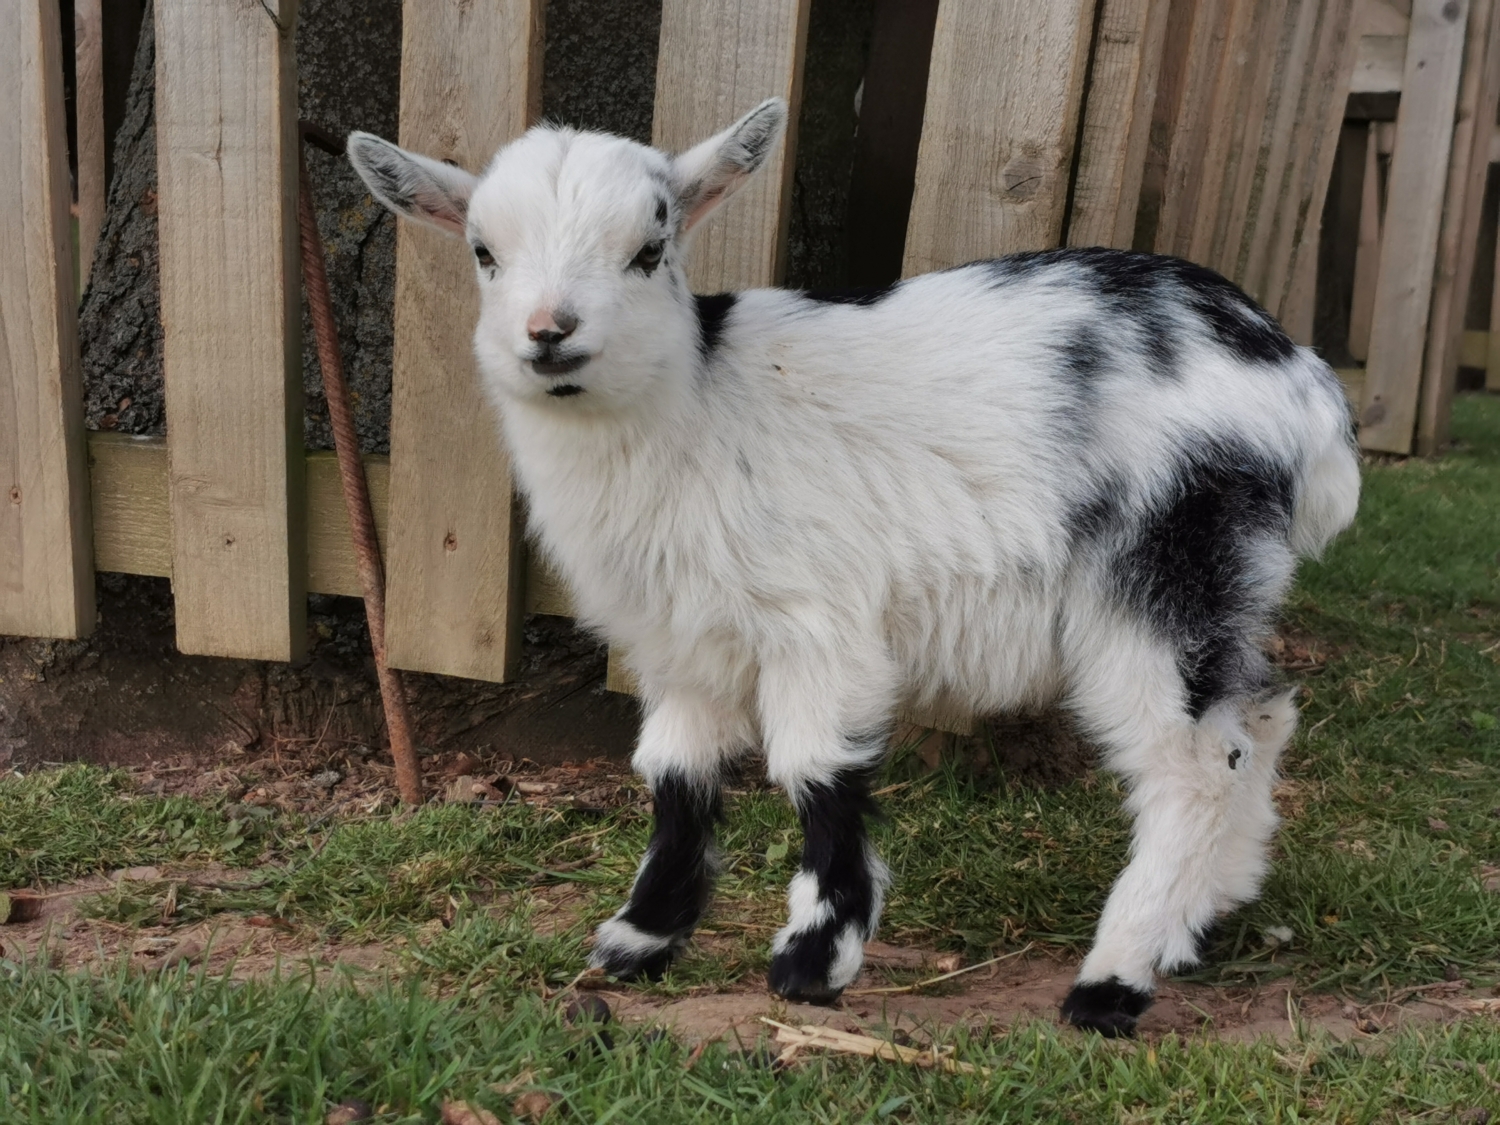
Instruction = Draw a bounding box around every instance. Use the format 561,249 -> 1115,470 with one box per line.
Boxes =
2,953 -> 1499,1124
2,393 -> 1499,1122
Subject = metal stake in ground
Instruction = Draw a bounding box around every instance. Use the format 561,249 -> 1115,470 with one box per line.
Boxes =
296,122 -> 423,805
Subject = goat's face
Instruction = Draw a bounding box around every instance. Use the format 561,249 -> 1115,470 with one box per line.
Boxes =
348,99 -> 786,413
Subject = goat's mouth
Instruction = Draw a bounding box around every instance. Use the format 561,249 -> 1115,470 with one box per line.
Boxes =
531,352 -> 592,377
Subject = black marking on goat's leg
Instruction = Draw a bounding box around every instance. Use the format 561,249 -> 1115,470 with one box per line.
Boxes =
1061,977 -> 1154,1038
768,764 -> 886,1005
590,774 -> 720,980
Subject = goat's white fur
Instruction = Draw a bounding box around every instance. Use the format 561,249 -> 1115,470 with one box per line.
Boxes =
349,96 -> 1360,1025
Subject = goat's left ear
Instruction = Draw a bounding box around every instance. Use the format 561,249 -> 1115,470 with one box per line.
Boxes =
671,97 -> 787,233
347,131 -> 478,236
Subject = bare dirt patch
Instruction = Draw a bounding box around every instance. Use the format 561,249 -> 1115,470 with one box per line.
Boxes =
603,948 -> 1496,1050
0,867 -> 390,981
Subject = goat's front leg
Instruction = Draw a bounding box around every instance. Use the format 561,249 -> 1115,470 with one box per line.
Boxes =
761,655 -> 894,1004
590,692 -> 749,979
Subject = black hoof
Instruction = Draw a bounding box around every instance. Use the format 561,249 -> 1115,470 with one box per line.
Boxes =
1061,978 -> 1153,1038
768,931 -> 848,1005
592,944 -> 675,982
589,920 -> 683,981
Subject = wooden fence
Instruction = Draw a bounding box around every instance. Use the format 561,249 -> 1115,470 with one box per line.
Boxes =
1337,0 -> 1500,455
5,0 -> 1368,734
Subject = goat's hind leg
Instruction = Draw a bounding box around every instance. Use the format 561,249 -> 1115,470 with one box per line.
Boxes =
1062,689 -> 1293,1036
590,693 -> 750,979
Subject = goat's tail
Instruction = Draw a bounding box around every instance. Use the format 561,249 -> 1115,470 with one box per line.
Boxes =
1290,389 -> 1361,558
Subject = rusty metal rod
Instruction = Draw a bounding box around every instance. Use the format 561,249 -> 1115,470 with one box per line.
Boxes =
296,121 -> 423,805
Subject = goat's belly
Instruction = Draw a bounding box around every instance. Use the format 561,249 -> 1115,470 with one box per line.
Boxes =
894,580 -> 1063,716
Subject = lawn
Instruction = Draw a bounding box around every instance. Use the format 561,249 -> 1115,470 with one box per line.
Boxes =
1,394 -> 1497,1123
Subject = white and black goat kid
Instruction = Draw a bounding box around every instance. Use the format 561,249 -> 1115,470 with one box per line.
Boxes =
348,97 -> 1359,1036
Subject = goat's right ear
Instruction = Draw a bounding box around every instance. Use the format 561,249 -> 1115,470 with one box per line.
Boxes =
347,131 -> 477,236
671,97 -> 787,233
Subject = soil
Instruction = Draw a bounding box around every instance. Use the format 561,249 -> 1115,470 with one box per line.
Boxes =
0,576 -> 640,775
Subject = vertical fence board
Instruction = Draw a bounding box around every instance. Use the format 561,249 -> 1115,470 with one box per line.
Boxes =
0,0 -> 94,639
1206,0 -> 1358,327
75,0 -> 105,290
1233,0 -> 1317,303
1348,124 -> 1383,361
1205,0 -> 1291,273
1152,0 -> 1239,259
384,0 -> 542,682
1360,0 -> 1470,453
1066,0 -> 1171,248
653,0 -> 812,291
155,0 -> 303,660
1489,179 -> 1500,390
903,0 -> 1098,273
1255,0 -> 1360,323
1418,0 -> 1500,453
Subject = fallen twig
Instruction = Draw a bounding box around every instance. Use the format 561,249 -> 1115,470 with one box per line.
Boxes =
1436,997 -> 1500,1015
760,1017 -> 987,1075
846,942 -> 1034,996
1383,979 -> 1470,1005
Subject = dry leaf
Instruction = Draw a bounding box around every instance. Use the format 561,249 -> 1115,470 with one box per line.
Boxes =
489,1070 -> 536,1097
324,1099 -> 373,1124
1428,817 -> 1450,832
160,939 -> 204,969
932,953 -> 963,974
0,891 -> 44,925
439,1101 -> 501,1125
511,1091 -> 557,1121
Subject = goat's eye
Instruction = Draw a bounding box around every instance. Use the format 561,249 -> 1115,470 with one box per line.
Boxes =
473,243 -> 496,269
630,239 -> 665,274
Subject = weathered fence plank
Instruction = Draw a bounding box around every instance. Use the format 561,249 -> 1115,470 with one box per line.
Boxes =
1065,0 -> 1171,248
1152,0 -> 1241,261
154,0 -> 304,660
383,0 -> 542,683
0,0 -> 95,639
1256,0 -> 1360,325
75,0 -> 105,290
1348,123 -> 1383,363
903,0 -> 1098,273
653,0 -> 812,290
85,433 -> 573,613
1360,0 -> 1470,453
89,432 -> 169,578
1417,0 -> 1500,453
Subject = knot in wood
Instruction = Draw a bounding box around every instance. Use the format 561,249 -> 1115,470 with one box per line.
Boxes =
1000,157 -> 1047,201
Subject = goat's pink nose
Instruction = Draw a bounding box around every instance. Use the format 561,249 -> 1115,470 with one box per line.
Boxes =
526,308 -> 579,344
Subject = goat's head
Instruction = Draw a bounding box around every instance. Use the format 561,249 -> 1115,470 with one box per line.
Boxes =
347,98 -> 786,412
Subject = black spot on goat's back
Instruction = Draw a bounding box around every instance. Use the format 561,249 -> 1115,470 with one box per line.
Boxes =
981,247 -> 1297,369
1113,436 -> 1294,717
694,293 -> 737,359
1056,324 -> 1109,381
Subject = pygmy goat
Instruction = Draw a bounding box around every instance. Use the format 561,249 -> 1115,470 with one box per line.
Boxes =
348,97 -> 1360,1036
